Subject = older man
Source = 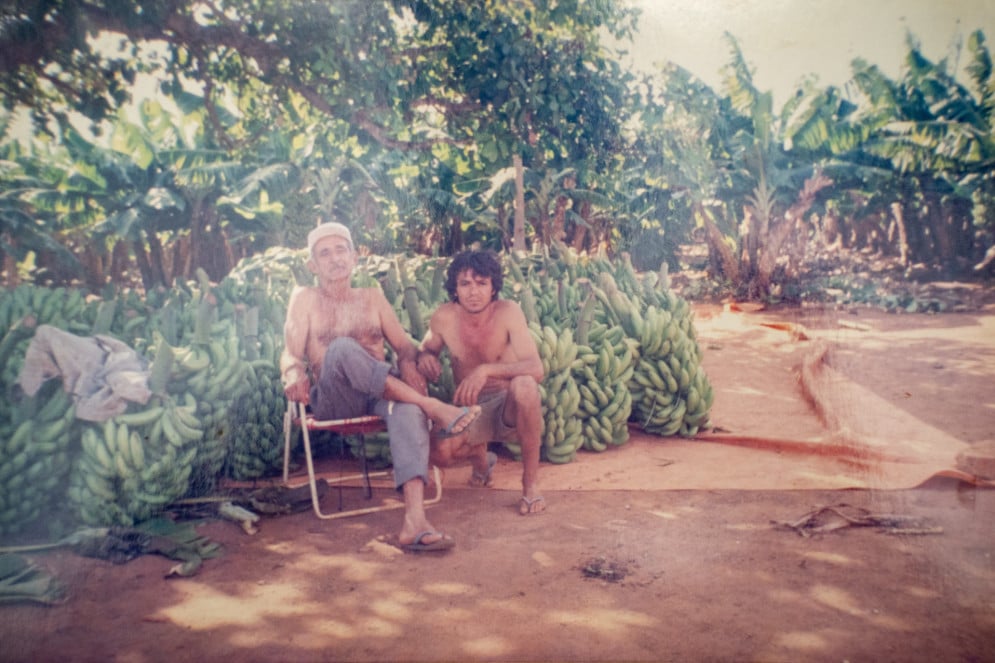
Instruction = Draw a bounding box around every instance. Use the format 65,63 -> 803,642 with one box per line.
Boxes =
281,222 -> 480,551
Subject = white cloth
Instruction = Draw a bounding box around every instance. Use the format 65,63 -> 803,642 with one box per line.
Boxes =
17,325 -> 151,421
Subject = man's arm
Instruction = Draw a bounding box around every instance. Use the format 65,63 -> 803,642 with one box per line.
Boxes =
376,289 -> 427,393
281,286 -> 312,403
502,302 -> 545,383
416,311 -> 448,383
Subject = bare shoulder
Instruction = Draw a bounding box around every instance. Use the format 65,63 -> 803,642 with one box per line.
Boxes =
494,299 -> 527,322
288,285 -> 319,307
359,286 -> 389,306
431,301 -> 461,322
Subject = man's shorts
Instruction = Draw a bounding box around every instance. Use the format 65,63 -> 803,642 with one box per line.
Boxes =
463,390 -> 517,446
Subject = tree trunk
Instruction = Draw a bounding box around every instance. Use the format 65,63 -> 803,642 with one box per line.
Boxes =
569,200 -> 591,253
449,215 -> 463,254
740,206 -> 757,281
145,229 -> 168,287
551,195 -> 568,244
890,202 -> 909,267
1,244 -> 18,287
132,238 -> 154,291
921,185 -> 952,262
110,240 -> 131,284
172,235 -> 190,285
512,153 -> 526,251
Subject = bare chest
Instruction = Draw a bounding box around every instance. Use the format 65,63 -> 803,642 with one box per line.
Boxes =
310,292 -> 383,348
453,320 -> 508,364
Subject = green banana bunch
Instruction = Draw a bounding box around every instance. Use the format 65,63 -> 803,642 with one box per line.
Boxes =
627,301 -> 714,438
572,334 -> 635,452
527,324 -> 583,464
529,322 -> 580,376
66,393 -> 200,526
224,362 -> 287,481
0,383 -> 76,537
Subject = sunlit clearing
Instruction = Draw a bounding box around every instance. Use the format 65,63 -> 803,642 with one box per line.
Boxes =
545,608 -> 657,634
725,522 -> 770,530
156,583 -> 315,629
801,551 -> 858,566
286,552 -> 385,583
356,616 -> 404,638
462,635 -> 515,658
810,584 -> 864,617
904,586 -> 941,599
422,581 -> 476,596
532,551 -> 555,567
649,510 -> 678,519
768,588 -> 804,603
370,598 -> 414,621
774,630 -> 828,652
726,386 -> 767,397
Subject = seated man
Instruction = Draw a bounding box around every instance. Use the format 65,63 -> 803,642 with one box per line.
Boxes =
281,222 -> 481,551
417,250 -> 547,515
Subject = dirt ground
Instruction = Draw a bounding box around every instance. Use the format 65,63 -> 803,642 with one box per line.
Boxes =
3,302 -> 995,663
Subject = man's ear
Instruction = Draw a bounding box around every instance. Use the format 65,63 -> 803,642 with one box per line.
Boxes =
305,257 -> 318,274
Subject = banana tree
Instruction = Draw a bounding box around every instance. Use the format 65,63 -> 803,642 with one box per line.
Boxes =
790,31 -> 995,271
703,35 -> 833,297
0,119 -> 89,286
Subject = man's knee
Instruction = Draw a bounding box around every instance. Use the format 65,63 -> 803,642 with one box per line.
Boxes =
390,401 -> 428,429
430,438 -> 456,466
508,376 -> 541,408
431,436 -> 474,466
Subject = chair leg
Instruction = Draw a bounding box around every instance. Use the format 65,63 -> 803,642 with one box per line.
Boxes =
284,401 -> 443,520
282,403 -> 293,483
358,434 -> 373,499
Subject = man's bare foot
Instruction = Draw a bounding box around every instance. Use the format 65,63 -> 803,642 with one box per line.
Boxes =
430,403 -> 482,438
519,494 -> 546,515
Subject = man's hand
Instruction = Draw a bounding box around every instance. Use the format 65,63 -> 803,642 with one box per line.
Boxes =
416,351 -> 442,383
284,377 -> 311,404
452,365 -> 490,406
398,358 -> 428,395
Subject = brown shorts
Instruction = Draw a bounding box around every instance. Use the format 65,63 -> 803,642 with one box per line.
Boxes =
465,390 -> 517,446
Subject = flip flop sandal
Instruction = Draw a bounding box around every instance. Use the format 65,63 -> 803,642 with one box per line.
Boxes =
401,531 -> 455,553
436,406 -> 482,439
469,451 -> 498,487
519,495 -> 546,515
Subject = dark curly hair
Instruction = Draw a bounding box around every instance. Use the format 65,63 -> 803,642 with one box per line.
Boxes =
445,250 -> 503,302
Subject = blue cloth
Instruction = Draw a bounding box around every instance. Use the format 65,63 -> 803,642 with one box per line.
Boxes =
310,337 -> 430,490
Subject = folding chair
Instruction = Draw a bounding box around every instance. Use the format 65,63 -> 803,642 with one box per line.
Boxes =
282,400 -> 442,519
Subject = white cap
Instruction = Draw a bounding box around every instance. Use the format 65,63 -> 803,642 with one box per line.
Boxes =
307,222 -> 354,255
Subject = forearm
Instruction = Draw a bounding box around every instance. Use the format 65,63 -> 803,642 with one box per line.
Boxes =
280,349 -> 308,386
393,341 -> 419,365
479,358 -> 544,384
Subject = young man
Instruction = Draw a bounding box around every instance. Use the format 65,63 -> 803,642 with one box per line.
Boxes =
417,250 -> 547,515
281,222 -> 481,551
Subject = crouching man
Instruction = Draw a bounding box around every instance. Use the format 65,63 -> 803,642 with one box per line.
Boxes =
417,250 -> 547,515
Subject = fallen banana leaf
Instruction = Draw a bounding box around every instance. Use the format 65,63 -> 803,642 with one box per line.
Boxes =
0,554 -> 66,606
0,519 -> 223,579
